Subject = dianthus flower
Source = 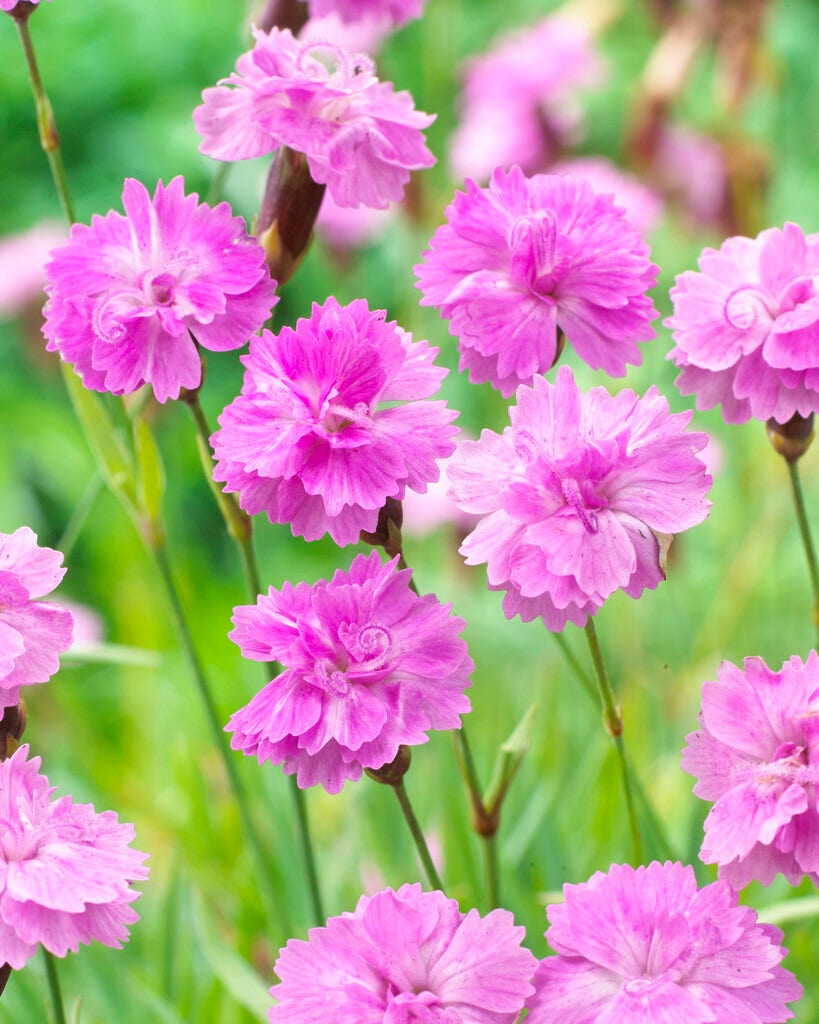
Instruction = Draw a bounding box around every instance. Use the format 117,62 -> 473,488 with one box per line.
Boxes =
227,552 -> 472,794
448,366 -> 711,631
0,745 -> 149,969
0,527 -> 73,710
270,883 -> 537,1021
683,652 -> 819,889
212,296 -> 458,545
43,177 -> 276,404
526,861 -> 802,1023
415,167 -> 659,397
667,222 -> 819,424
194,27 -> 435,210
304,0 -> 427,28
450,14 -> 604,182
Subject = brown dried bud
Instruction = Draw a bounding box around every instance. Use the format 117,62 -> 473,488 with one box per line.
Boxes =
360,498 -> 404,556
258,147 -> 326,286
365,745 -> 412,786
7,1 -> 38,23
767,413 -> 815,464
0,698 -> 27,760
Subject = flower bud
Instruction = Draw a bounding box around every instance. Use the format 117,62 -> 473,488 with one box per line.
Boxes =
767,413 -> 815,464
258,147 -> 326,285
0,698 -> 26,760
365,745 -> 412,786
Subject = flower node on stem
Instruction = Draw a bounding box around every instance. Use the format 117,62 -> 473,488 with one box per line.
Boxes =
766,412 -> 815,464
365,745 -> 412,787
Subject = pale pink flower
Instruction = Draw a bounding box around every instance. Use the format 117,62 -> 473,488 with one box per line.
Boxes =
43,177 -> 276,403
315,191 -> 397,249
448,366 -> 711,631
227,552 -> 472,794
194,27 -> 435,210
527,861 -> 802,1023
551,157 -> 663,237
416,166 -> 659,397
0,745 -> 149,969
304,0 -> 427,29
683,652 -> 819,889
653,125 -> 729,230
401,447 -> 479,538
450,14 -> 605,183
212,296 -> 458,546
668,222 -> 819,424
270,883 -> 537,1022
0,527 -> 73,710
0,222 -> 64,318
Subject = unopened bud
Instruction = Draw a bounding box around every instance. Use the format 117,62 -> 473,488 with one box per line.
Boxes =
258,147 -> 326,286
767,413 -> 815,464
360,498 -> 404,556
0,698 -> 27,760
365,745 -> 411,786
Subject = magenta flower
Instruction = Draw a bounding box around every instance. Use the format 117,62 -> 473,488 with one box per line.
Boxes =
668,222 -> 819,424
194,27 -> 435,210
683,652 -> 819,889
212,296 -> 458,546
227,552 -> 472,794
0,745 -> 149,970
415,167 -> 659,397
270,883 -> 537,1022
450,13 -> 604,183
43,177 -> 276,404
448,366 -> 711,631
304,0 -> 427,28
0,527 -> 73,710
526,861 -> 802,1023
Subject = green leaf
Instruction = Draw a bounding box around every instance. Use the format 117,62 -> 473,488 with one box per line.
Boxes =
484,703 -> 538,816
134,415 -> 166,536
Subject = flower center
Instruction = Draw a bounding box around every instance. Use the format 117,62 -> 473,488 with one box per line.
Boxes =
757,741 -> 819,786
0,820 -> 40,863
508,211 -> 575,295
383,988 -> 451,1023
316,395 -> 373,438
560,476 -> 602,534
723,284 -> 776,331
142,270 -> 177,307
338,623 -> 392,670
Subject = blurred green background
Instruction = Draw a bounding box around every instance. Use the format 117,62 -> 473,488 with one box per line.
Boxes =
1,0 -> 818,1020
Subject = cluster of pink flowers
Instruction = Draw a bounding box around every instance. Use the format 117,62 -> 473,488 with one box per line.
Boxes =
227,552 -> 473,793
194,27 -> 435,210
416,167 -> 659,396
0,745 -> 149,969
43,177 -> 276,403
0,527 -> 73,710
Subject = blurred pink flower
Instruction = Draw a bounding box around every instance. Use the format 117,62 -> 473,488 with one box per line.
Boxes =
684,652 -> 819,889
304,0 -> 427,28
527,861 -> 802,1023
551,157 -> 664,237
298,10 -> 391,54
0,527 -> 73,710
450,14 -> 605,182
416,167 -> 659,397
653,125 -> 729,230
227,552 -> 473,794
315,191 -> 397,249
194,27 -> 434,209
448,366 -> 711,631
270,883 -> 537,1022
0,222 -> 63,318
401,446 -> 479,538
212,296 -> 458,546
668,222 -> 819,424
61,601 -> 105,649
0,744 -> 149,970
43,177 -> 276,403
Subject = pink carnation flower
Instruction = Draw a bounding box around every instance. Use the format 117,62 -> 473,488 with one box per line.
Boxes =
304,0 -> 427,28
450,14 -> 605,183
683,652 -> 819,889
0,745 -> 149,970
212,296 -> 458,546
551,157 -> 663,237
448,366 -> 711,631
668,222 -> 819,424
194,27 -> 435,210
526,861 -> 802,1023
0,527 -> 73,710
270,883 -> 537,1021
227,552 -> 473,794
415,167 -> 659,396
43,177 -> 276,404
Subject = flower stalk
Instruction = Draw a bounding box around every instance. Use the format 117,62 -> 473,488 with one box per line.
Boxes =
43,951 -> 67,1024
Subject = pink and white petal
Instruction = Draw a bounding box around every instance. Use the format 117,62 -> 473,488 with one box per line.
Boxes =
525,957 -> 621,1024
701,780 -> 807,866
0,603 -> 73,690
0,527 -> 66,599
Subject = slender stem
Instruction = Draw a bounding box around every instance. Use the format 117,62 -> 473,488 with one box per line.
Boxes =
14,15 -> 76,225
482,832 -> 500,909
43,951 -> 67,1024
552,631 -> 598,704
206,162 -> 232,207
583,618 -> 643,864
150,541 -> 288,932
56,473 -> 104,558
787,460 -> 819,647
453,729 -> 499,905
391,778 -> 445,891
287,777 -> 325,923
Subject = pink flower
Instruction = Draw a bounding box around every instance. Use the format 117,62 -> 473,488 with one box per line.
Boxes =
0,745 -> 149,970
270,883 -> 537,1021
450,14 -> 605,183
304,0 -> 427,29
448,366 -> 711,631
315,191 -> 397,250
550,157 -> 664,237
227,552 -> 472,794
683,652 -> 819,889
667,222 -> 819,424
43,177 -> 276,404
526,861 -> 802,1024
212,296 -> 458,546
194,27 -> 435,210
0,527 -> 73,710
299,10 -> 391,54
0,222 -> 64,318
653,125 -> 729,230
415,167 -> 659,397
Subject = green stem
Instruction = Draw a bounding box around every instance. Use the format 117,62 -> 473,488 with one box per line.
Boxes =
151,541 -> 288,932
14,14 -> 76,225
583,618 -> 643,864
206,162 -> 232,207
56,473 -> 104,558
787,460 -> 819,647
552,631 -> 598,704
391,778 -> 445,891
43,951 -> 67,1024
455,703 -> 500,906
287,777 -> 325,924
